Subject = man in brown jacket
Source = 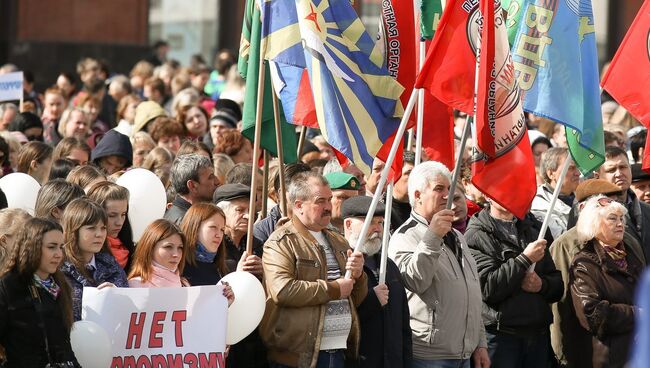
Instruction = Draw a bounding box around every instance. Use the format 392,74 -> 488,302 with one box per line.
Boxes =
261,171 -> 367,368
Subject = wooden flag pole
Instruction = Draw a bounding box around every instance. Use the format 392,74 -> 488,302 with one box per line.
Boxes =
446,116 -> 471,209
527,156 -> 572,272
415,40 -> 426,164
345,88 -> 418,278
378,180 -> 394,285
261,150 -> 270,219
271,84 -> 288,216
297,126 -> 307,158
245,35 -> 268,255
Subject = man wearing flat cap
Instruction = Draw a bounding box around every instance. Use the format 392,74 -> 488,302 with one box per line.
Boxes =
213,183 -> 268,368
631,163 -> 650,205
341,196 -> 412,368
324,172 -> 361,233
549,178 -> 643,367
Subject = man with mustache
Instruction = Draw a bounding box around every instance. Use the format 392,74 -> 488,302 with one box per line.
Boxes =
341,196 -> 412,367
261,171 -> 367,368
594,146 -> 650,261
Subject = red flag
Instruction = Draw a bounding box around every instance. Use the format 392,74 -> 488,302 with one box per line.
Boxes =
376,0 -> 417,181
601,0 -> 650,172
415,38 -> 455,171
472,0 -> 536,218
414,0 -> 477,114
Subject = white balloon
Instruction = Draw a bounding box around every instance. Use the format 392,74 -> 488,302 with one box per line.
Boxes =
0,172 -> 40,215
116,168 -> 167,241
221,271 -> 266,344
70,320 -> 112,368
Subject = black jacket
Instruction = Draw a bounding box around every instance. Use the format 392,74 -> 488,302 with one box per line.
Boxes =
0,271 -> 79,367
465,209 -> 563,333
357,254 -> 412,368
624,189 -> 650,263
253,205 -> 282,245
164,195 -> 192,226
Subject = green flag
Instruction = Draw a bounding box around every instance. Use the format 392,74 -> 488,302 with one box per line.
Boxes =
503,0 -> 526,46
566,128 -> 604,175
238,0 -> 298,164
420,0 -> 443,40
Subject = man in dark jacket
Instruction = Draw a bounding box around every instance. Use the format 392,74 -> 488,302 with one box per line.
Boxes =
164,154 -> 218,224
465,199 -> 563,368
342,196 -> 412,368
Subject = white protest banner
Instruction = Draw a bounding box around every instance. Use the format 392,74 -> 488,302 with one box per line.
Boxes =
82,285 -> 227,368
0,72 -> 23,102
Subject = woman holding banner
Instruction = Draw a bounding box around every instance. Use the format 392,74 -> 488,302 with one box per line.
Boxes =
0,218 -> 80,367
128,218 -> 234,304
60,198 -> 128,321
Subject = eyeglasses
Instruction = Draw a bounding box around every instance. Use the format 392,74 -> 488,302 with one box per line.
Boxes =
597,197 -> 614,207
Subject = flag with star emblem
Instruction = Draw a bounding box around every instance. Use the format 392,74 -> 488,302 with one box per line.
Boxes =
260,0 -> 404,174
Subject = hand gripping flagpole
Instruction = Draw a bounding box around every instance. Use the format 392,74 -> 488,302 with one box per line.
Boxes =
378,180 -> 394,284
345,89 -> 419,279
527,155 -> 572,272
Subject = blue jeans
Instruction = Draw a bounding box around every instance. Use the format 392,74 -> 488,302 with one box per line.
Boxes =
270,350 -> 345,368
411,358 -> 471,368
486,331 -> 550,368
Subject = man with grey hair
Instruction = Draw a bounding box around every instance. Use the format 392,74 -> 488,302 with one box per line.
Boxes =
261,171 -> 367,367
530,147 -> 581,239
164,154 -> 218,224
389,161 -> 489,368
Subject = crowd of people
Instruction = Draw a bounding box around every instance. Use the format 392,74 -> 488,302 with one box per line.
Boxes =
0,44 -> 648,368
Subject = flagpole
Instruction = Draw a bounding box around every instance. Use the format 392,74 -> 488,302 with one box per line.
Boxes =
415,40 -> 426,164
346,88 -> 418,278
297,126 -> 307,158
261,150 -> 270,219
528,156 -> 572,272
245,32 -> 268,255
446,115 -> 471,209
271,83 -> 288,216
378,180 -> 393,284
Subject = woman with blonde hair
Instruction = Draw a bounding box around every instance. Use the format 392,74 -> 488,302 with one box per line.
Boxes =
130,131 -> 156,168
66,165 -> 106,193
60,198 -> 128,321
114,94 -> 141,137
87,181 -> 133,271
52,137 -> 91,166
0,218 -> 79,367
34,179 -> 85,224
213,153 -> 234,187
569,195 -> 645,367
16,141 -> 53,185
0,208 -> 31,267
57,108 -> 90,141
142,147 -> 174,188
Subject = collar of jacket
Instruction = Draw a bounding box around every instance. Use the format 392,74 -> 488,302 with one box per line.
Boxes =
588,239 -> 641,278
410,210 -> 430,226
625,189 -> 643,232
290,215 -> 342,248
172,195 -> 192,212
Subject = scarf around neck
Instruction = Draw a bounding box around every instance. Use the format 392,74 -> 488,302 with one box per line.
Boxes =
33,274 -> 60,299
195,242 -> 217,263
601,242 -> 628,270
148,261 -> 183,287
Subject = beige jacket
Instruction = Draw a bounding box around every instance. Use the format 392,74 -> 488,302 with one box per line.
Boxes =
260,216 -> 368,368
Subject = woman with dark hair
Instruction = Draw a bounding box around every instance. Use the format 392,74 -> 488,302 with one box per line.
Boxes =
177,104 -> 208,141
128,219 -> 233,304
569,196 -> 645,368
53,137 -> 91,167
16,141 -> 53,185
87,181 -> 134,271
0,136 -> 11,176
0,217 -> 79,367
180,203 -> 229,285
34,179 -> 85,224
48,159 -> 76,181
8,112 -> 43,142
60,198 -> 128,321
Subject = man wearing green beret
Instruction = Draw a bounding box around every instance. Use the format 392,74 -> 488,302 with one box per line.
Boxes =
324,172 -> 361,233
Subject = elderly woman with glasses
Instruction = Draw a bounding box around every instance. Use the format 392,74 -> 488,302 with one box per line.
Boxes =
569,195 -> 646,368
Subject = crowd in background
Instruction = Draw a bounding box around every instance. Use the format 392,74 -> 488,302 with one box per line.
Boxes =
0,40 -> 648,368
